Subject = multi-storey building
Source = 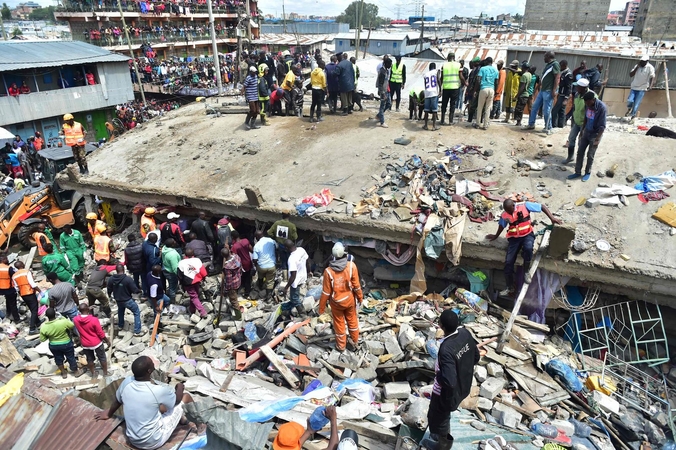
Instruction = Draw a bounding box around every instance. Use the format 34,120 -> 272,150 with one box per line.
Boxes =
622,0 -> 640,26
54,0 -> 260,59
523,0 -> 612,31
633,0 -> 675,41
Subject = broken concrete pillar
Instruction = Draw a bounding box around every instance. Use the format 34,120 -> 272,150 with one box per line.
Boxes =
383,382 -> 412,400
548,223 -> 576,259
492,402 -> 523,428
479,377 -> 505,400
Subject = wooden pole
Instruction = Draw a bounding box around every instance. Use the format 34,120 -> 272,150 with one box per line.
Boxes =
664,61 -> 673,118
417,5 -> 425,53
362,24 -> 372,59
496,229 -> 551,354
149,299 -> 164,347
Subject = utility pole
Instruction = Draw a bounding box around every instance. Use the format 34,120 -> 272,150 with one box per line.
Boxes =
206,0 -> 223,95
117,0 -> 145,104
282,0 -> 286,33
244,0 -> 252,47
0,13 -> 7,40
363,21 -> 372,59
355,0 -> 364,60
417,5 -> 424,53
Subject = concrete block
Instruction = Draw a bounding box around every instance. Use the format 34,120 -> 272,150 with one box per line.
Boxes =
306,345 -> 325,362
302,296 -> 315,312
549,223 -> 577,259
486,362 -> 504,378
211,339 -> 228,349
38,361 -> 59,375
492,402 -> 523,428
24,349 -> 41,361
365,340 -> 385,356
380,402 -> 395,413
243,310 -> 264,321
398,324 -> 416,349
203,302 -> 214,313
480,377 -> 505,400
317,369 -> 334,388
126,343 -> 146,355
474,365 -> 488,383
552,419 -> 575,437
195,318 -> 210,332
383,381 -> 411,400
190,314 -> 201,324
477,397 -> 493,411
354,365 -> 377,381
592,390 -> 620,414
384,334 -> 403,361
180,364 -> 197,377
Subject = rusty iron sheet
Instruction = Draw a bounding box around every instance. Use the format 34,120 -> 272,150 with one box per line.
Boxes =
0,390 -> 53,450
107,423 -> 194,450
30,394 -> 121,450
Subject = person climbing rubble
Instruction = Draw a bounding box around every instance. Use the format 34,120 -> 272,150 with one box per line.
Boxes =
485,199 -> 561,296
319,243 -> 363,352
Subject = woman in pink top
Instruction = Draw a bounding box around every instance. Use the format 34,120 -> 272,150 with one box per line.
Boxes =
73,303 -> 111,379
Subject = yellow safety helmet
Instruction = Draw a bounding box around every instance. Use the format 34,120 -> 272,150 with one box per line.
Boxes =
144,207 -> 156,215
86,212 -> 98,220
258,63 -> 269,76
63,113 -> 74,121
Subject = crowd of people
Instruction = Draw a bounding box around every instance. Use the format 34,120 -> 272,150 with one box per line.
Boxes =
131,56 -> 240,93
83,22 -> 237,46
66,0 -> 248,15
113,100 -> 182,130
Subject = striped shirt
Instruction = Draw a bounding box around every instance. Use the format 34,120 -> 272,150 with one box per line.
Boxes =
432,333 -> 452,396
243,74 -> 259,102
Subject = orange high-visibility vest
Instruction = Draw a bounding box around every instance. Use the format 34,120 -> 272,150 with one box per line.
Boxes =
94,235 -> 111,262
88,220 -> 106,239
501,203 -> 534,239
63,122 -> 86,147
12,269 -> 34,297
140,214 -> 156,239
0,264 -> 11,290
33,232 -> 50,256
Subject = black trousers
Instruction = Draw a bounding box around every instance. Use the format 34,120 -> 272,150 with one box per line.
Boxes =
551,95 -> 567,128
441,89 -> 460,123
22,293 -> 39,332
389,82 -> 402,109
427,394 -> 454,449
310,89 -> 324,119
328,91 -> 338,112
1,289 -> 19,322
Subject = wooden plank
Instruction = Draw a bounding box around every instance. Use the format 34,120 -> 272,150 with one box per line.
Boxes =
318,358 -> 346,379
219,372 -> 235,393
149,299 -> 164,347
0,337 -> 22,366
341,421 -> 398,445
516,391 -> 542,414
260,345 -> 299,389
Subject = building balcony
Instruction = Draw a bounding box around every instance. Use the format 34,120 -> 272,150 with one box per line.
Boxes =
0,81 -> 133,126
54,0 -> 259,19
70,32 -> 238,49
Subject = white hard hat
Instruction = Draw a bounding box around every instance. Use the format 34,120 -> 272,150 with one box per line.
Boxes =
332,242 -> 345,258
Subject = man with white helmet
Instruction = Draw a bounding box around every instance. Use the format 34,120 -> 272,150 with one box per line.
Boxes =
319,243 -> 363,352
60,113 -> 89,175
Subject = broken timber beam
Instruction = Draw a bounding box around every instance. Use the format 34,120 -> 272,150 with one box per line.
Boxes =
259,344 -> 300,389
496,229 -> 550,354
235,319 -> 310,370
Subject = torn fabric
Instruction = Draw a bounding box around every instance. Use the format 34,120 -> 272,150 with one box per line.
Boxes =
519,269 -> 570,324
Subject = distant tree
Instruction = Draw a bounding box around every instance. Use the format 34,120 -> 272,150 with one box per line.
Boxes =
336,1 -> 387,29
513,13 -> 523,23
1,3 -> 11,20
29,6 -> 56,22
11,27 -> 22,36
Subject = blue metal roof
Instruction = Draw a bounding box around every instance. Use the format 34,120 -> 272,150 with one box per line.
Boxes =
0,40 -> 129,73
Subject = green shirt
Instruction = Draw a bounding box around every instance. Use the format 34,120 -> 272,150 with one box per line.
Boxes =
519,72 -> 532,98
572,90 -> 597,126
60,229 -> 86,253
41,253 -> 73,282
162,246 -> 181,274
40,317 -> 74,345
540,60 -> 561,93
268,219 -> 298,245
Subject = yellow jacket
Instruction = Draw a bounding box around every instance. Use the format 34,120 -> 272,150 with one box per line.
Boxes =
310,68 -> 326,90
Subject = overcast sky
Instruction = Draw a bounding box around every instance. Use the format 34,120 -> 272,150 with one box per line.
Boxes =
4,0 -> 629,20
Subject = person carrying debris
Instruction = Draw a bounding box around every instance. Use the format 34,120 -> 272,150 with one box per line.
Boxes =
426,310 -> 480,450
107,264 -> 144,336
178,248 -> 208,318
486,199 -> 562,296
95,356 -> 196,449
319,243 -> 363,352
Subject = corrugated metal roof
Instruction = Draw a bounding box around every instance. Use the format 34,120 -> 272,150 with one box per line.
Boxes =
0,41 -> 129,72
333,32 -> 411,41
0,388 -> 53,450
253,33 -> 331,46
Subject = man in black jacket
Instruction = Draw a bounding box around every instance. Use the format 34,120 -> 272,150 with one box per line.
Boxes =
190,212 -> 215,258
124,234 -> 145,292
427,310 -> 479,450
107,264 -> 144,336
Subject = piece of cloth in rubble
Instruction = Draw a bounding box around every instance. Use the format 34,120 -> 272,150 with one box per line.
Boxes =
634,170 -> 676,193
424,226 -> 445,260
519,269 -> 570,324
638,190 -> 670,203
184,397 -> 274,450
444,212 -> 467,266
646,125 -> 676,139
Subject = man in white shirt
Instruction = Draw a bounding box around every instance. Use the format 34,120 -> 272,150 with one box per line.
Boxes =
282,239 -> 310,316
626,55 -> 655,120
422,62 -> 440,131
95,356 -> 196,449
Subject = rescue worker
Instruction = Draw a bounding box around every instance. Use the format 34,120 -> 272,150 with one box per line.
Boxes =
389,55 -> 406,112
94,229 -> 115,264
258,63 -> 271,126
32,223 -> 52,257
59,224 -> 86,280
140,207 -> 157,239
486,199 -> 562,296
87,212 -> 107,242
60,113 -> 89,175
0,255 -> 19,323
409,87 -> 424,121
41,243 -> 74,285
502,60 -> 522,124
318,243 -> 363,352
12,260 -> 41,334
425,310 -> 480,450
439,52 -> 465,126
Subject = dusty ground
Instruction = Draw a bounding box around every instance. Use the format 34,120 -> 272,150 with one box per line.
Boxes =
65,99 -> 676,302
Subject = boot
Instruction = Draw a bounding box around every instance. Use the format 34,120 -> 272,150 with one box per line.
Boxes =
245,115 -> 251,129
562,147 -> 574,164
250,117 -> 260,129
435,434 -> 454,450
502,111 -> 511,123
83,165 -> 89,175
261,115 -> 269,126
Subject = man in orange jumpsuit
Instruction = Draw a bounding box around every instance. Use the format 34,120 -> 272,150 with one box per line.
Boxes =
319,243 -> 363,352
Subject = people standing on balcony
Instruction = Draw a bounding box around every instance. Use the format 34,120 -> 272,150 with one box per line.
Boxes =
8,83 -> 19,97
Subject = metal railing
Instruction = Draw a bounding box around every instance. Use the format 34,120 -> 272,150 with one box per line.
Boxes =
72,31 -> 236,47
56,0 -> 246,15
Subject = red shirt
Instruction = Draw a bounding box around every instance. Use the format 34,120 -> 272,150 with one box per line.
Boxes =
73,315 -> 106,348
231,238 -> 253,271
8,86 -> 19,97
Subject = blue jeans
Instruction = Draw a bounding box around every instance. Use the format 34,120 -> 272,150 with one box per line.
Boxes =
49,341 -> 77,371
504,233 -> 535,288
376,94 -> 391,124
152,294 -> 170,317
163,270 -> 178,301
117,299 -> 141,333
528,90 -> 554,129
281,285 -> 302,311
61,307 -> 80,336
627,89 -> 646,116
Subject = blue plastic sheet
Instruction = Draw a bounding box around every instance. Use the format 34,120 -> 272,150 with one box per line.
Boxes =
634,170 -> 676,192
238,397 -> 305,422
546,359 -> 583,392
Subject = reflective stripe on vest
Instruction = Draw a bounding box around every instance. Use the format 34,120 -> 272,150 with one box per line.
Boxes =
63,122 -> 85,147
325,263 -> 355,305
390,62 -> 403,84
0,264 -> 11,290
442,61 -> 461,90
501,203 -> 533,238
94,236 -> 111,261
13,269 -> 33,297
140,215 -> 156,239
33,232 -> 49,256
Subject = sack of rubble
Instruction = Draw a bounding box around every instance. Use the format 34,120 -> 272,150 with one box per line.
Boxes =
400,395 -> 431,430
